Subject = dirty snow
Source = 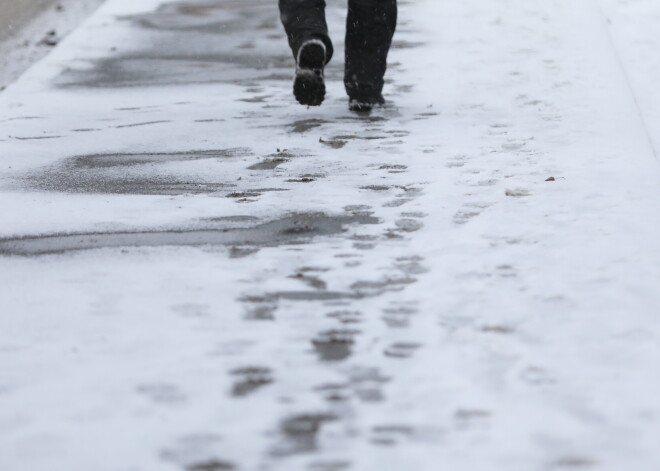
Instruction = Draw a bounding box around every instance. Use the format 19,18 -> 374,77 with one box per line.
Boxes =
1,0 -> 660,470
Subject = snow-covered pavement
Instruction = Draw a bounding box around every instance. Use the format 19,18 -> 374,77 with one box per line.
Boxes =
1,1 -> 660,470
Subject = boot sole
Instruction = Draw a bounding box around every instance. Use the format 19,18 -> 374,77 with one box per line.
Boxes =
294,41 -> 326,107
294,70 -> 325,107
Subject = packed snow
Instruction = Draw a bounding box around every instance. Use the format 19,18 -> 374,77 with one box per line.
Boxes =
1,0 -> 660,470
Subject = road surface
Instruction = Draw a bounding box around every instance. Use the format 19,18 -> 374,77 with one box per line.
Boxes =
1,0 -> 660,470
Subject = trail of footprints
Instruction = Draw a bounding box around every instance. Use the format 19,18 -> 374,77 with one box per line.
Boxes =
223,141 -> 434,466
155,93 -> 560,468
116,91 -> 439,467
139,70 -> 450,467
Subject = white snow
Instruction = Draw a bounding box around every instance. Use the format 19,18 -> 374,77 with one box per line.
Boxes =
1,0 -> 660,470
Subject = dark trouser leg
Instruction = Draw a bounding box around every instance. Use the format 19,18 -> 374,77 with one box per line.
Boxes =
279,0 -> 334,64
345,0 -> 397,100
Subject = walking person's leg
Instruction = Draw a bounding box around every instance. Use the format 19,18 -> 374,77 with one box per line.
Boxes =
279,0 -> 334,106
345,0 -> 397,111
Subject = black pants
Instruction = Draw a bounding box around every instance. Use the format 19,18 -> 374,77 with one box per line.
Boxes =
279,0 -> 397,100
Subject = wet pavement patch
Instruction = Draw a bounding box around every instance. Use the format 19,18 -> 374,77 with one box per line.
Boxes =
261,274 -> 418,302
382,304 -> 419,328
243,299 -> 278,321
237,95 -> 271,103
0,212 -> 379,256
360,185 -> 391,191
126,2 -> 271,33
383,342 -> 422,359
319,137 -> 347,149
481,325 -> 515,334
289,272 -> 327,290
276,413 -> 338,456
327,310 -> 362,324
371,424 -> 415,446
333,134 -> 387,141
55,0 -> 291,88
247,158 -> 288,170
338,115 -> 387,123
186,460 -> 235,471
247,149 -> 305,170
289,119 -> 330,133
307,461 -> 352,471
312,329 -> 360,362
395,258 -> 429,275
392,40 -> 425,49
226,191 -> 262,198
348,367 -> 390,403
114,120 -> 171,128
32,177 -> 234,196
395,219 -> 424,232
228,246 -> 260,258
315,383 -> 351,403
383,198 -> 412,208
18,148 -> 252,195
55,54 -> 290,88
61,148 -> 251,169
552,457 -> 598,468
13,135 -> 62,140
160,434 -> 231,470
230,367 -> 273,397
379,164 -> 408,170
350,277 -> 416,296
343,205 -> 373,216
268,291 -> 358,302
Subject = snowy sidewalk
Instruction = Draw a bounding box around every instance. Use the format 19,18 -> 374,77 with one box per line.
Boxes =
1,1 -> 660,470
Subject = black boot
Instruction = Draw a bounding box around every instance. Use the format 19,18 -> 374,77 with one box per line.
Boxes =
294,39 -> 327,107
345,0 -> 397,112
279,0 -> 334,106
